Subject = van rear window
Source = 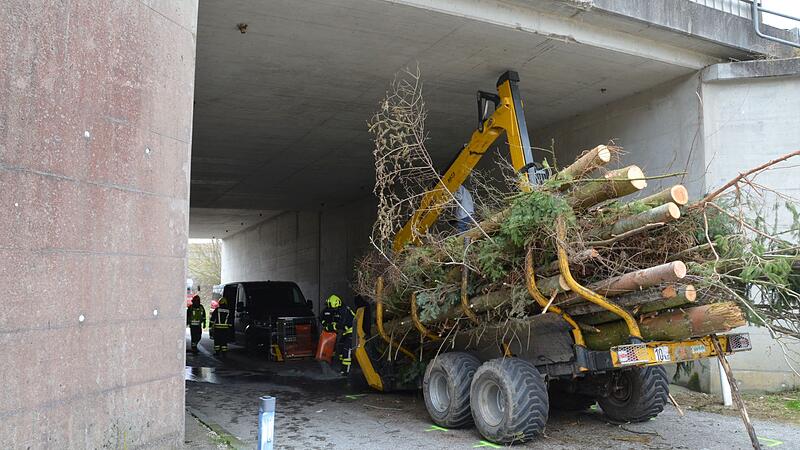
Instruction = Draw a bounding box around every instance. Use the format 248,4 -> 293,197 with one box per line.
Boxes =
243,283 -> 306,316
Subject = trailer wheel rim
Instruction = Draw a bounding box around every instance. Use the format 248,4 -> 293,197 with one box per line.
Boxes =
609,372 -> 633,404
429,370 -> 451,413
477,379 -> 505,427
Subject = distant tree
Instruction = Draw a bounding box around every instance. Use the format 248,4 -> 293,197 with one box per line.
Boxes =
188,239 -> 222,305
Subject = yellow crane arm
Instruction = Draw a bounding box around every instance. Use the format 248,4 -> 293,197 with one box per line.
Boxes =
393,71 -> 536,251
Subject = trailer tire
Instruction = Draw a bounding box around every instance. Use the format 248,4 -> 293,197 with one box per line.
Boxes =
598,366 -> 669,423
470,358 -> 548,444
423,352 -> 481,428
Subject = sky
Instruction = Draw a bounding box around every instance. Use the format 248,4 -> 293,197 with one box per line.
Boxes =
762,0 -> 800,29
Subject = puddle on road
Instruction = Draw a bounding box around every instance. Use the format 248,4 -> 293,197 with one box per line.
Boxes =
185,366 -> 219,384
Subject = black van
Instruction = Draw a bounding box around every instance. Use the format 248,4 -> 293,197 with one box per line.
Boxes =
219,281 -> 317,358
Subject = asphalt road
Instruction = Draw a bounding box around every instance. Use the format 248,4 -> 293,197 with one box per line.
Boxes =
184,331 -> 800,449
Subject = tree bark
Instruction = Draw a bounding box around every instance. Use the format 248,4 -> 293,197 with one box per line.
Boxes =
536,274 -> 570,296
462,209 -> 510,239
617,185 -> 689,214
577,285 -> 697,325
383,289 -> 511,335
583,302 -> 745,350
536,248 -> 599,277
568,165 -> 647,209
555,145 -> 614,190
556,261 -> 687,307
565,285 -> 695,317
593,202 -> 681,240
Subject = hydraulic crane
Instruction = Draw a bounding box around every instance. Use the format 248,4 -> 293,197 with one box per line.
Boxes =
392,70 -> 538,251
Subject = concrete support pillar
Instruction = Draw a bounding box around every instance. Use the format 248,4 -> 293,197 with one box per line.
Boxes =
1,1 -> 197,447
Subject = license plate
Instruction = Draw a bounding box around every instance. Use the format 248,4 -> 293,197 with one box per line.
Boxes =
654,346 -> 671,362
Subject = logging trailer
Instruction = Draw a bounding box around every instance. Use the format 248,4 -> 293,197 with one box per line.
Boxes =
351,71 -> 753,445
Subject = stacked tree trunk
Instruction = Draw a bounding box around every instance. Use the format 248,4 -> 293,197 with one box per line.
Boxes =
375,144 -> 747,351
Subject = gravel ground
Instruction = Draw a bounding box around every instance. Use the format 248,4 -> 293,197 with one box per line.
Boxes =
185,331 -> 799,449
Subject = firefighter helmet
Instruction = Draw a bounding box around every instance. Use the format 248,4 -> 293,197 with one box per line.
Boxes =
326,294 -> 342,308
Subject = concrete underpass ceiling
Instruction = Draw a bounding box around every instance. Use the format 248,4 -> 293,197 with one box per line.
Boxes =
190,0 -> 705,236
189,208 -> 283,239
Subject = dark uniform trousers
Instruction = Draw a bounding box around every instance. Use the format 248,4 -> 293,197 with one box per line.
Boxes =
211,307 -> 232,353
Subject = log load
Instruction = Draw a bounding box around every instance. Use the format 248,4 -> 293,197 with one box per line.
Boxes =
556,261 -> 687,308
615,185 -> 689,215
570,285 -> 697,325
591,202 -> 681,241
568,165 -> 647,209
583,302 -> 746,350
555,145 -> 614,190
360,137 -> 776,360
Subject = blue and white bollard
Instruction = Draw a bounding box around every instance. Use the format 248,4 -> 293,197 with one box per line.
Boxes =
258,396 -> 276,450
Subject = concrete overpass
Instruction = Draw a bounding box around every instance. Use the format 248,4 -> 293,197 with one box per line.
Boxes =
2,0 -> 799,447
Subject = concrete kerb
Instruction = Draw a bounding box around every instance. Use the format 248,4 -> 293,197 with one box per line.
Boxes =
187,408 -> 248,450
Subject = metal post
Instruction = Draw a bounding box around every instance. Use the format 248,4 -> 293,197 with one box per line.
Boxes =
719,359 -> 733,406
258,396 -> 276,450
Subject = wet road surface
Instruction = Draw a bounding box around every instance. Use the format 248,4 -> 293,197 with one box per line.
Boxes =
185,331 -> 800,449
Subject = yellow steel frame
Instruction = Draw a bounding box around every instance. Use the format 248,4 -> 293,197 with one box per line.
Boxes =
524,248 -> 586,352
353,306 -> 384,391
375,277 -> 416,360
393,72 -> 534,251
271,344 -> 284,362
460,261 -> 481,325
610,335 -> 734,368
410,293 -> 441,341
555,218 -> 643,340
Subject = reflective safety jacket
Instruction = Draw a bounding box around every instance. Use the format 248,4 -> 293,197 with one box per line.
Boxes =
187,304 -> 206,328
211,307 -> 232,329
320,306 -> 355,336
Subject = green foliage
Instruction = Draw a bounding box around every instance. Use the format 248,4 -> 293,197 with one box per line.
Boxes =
509,284 -> 530,317
741,258 -> 793,285
713,234 -> 745,259
786,202 -> 800,241
687,372 -> 702,392
693,204 -> 738,245
473,237 -> 514,282
397,360 -> 427,386
543,172 -> 572,190
416,289 -> 458,322
401,246 -> 446,285
500,190 -> 574,247
786,400 -> 800,411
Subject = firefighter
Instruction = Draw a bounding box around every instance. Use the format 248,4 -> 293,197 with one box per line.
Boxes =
320,294 -> 355,374
210,297 -> 233,357
186,295 -> 206,353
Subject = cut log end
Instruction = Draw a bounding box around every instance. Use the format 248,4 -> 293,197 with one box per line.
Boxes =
624,165 -> 647,190
597,146 -> 612,163
672,261 -> 687,279
682,284 -> 697,302
666,202 -> 681,219
671,185 -> 689,206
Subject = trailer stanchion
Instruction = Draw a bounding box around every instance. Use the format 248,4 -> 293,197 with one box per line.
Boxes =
711,335 -> 761,450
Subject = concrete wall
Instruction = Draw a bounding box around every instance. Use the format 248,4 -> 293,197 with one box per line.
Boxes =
534,73 -> 706,197
221,198 -> 376,314
702,59 -> 800,231
1,1 -> 197,448
701,59 -> 800,393
221,211 -> 321,308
